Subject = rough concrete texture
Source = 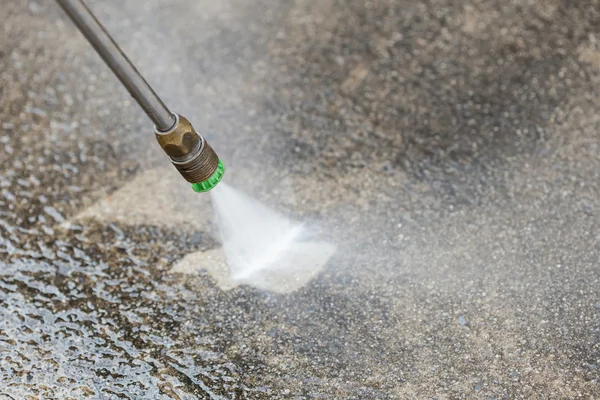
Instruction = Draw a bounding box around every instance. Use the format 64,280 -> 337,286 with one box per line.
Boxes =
1,0 -> 600,398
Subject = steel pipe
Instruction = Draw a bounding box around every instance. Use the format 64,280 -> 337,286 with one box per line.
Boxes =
55,0 -> 176,131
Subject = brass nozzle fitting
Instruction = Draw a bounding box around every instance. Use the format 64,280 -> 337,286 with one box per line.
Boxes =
155,114 -> 223,191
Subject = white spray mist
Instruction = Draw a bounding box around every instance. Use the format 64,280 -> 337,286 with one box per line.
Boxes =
210,182 -> 305,280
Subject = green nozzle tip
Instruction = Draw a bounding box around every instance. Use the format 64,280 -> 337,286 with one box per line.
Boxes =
191,160 -> 225,193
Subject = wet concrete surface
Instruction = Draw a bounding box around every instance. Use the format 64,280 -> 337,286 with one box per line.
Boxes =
2,0 -> 600,398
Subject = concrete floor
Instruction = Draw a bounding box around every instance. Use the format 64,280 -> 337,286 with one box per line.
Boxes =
1,0 -> 600,398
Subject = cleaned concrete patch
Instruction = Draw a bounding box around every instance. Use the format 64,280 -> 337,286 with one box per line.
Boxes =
171,242 -> 336,294
67,166 -> 213,231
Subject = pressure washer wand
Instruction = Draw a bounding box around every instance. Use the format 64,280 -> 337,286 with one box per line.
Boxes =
55,0 -> 224,192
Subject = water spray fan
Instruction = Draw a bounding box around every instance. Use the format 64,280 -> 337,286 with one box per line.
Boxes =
55,0 -> 224,192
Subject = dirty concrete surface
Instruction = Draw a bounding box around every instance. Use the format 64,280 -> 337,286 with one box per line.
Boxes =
2,0 -> 600,398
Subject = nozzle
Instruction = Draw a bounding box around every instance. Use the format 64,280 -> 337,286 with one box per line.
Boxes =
155,114 -> 224,192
